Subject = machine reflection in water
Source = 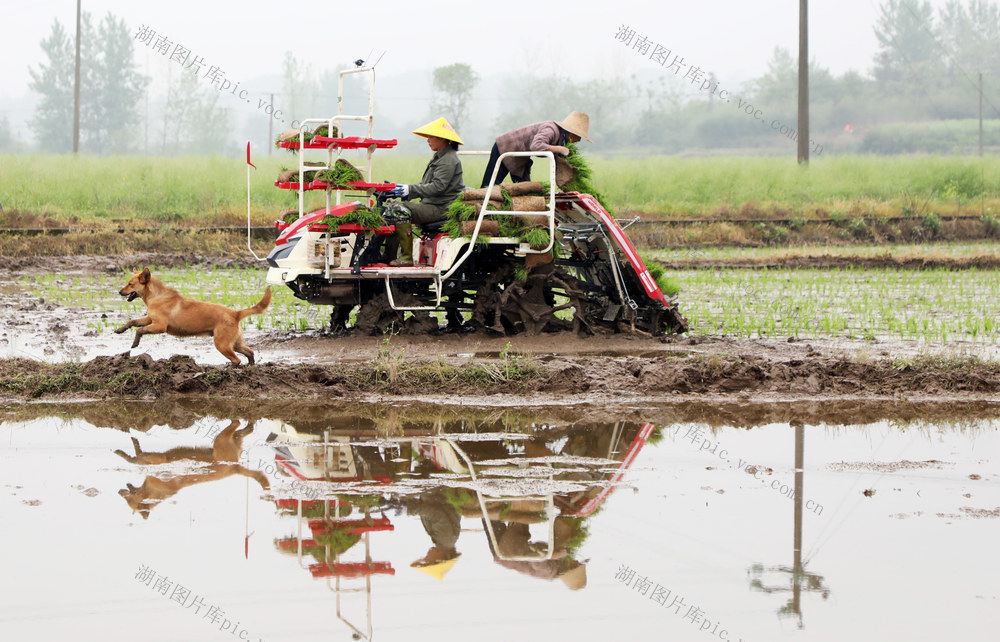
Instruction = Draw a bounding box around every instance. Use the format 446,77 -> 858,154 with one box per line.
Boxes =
110,413 -> 657,641
261,419 -> 656,640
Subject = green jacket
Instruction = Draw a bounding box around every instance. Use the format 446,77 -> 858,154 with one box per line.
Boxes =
407,147 -> 465,208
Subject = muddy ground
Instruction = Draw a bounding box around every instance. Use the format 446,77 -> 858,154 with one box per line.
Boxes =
3,254 -> 1000,404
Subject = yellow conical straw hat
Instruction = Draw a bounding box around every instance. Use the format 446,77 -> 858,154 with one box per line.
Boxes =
411,556 -> 460,581
412,117 -> 464,145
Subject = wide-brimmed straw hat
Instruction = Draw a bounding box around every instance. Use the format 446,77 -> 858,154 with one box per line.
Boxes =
558,562 -> 587,590
412,117 -> 464,145
557,111 -> 592,143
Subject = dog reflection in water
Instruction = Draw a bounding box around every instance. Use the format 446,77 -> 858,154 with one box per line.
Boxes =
116,420 -> 268,519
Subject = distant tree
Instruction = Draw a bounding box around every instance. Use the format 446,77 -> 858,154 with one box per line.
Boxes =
85,13 -> 149,154
872,0 -> 944,87
750,47 -> 798,106
160,67 -> 230,155
430,63 -> 479,133
939,0 -> 1000,83
27,12 -> 147,154
0,114 -> 15,152
282,52 -> 314,126
27,19 -> 76,152
493,74 -> 633,143
750,47 -> 837,108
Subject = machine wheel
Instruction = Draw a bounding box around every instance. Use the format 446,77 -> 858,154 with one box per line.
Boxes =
354,290 -> 438,336
328,304 -> 354,336
354,293 -> 403,336
469,263 -> 597,336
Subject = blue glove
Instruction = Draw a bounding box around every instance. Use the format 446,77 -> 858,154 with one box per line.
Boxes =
389,184 -> 409,198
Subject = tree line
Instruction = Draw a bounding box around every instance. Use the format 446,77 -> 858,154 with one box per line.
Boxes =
14,0 -> 1000,156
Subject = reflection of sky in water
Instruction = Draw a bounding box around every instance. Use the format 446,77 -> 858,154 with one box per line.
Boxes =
0,409 -> 998,642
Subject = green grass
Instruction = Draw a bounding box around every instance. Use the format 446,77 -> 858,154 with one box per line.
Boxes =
592,155 -> 1000,214
3,154 -> 1000,224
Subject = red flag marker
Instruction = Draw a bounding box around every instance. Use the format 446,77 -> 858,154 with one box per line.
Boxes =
246,141 -> 256,169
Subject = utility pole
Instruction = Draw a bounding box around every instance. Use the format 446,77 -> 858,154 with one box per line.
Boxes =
797,0 -> 809,165
979,73 -> 984,157
268,92 -> 275,156
73,0 -> 81,154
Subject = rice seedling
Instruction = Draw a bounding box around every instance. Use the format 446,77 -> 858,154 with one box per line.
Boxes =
645,241 -> 1000,263
673,265 -> 1000,344
314,159 -> 364,187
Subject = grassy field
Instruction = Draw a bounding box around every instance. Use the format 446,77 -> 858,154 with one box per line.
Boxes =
2,153 -> 1000,225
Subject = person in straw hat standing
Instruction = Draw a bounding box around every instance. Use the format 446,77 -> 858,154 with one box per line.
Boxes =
384,117 -> 465,265
480,111 -> 592,188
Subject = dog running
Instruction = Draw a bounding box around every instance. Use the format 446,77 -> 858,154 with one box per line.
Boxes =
115,267 -> 271,365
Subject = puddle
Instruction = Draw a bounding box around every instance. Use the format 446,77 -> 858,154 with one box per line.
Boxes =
1,401 -> 999,641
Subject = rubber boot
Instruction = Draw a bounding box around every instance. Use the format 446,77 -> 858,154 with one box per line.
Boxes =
390,223 -> 413,266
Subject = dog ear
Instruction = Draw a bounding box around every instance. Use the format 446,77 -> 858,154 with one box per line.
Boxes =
139,268 -> 151,284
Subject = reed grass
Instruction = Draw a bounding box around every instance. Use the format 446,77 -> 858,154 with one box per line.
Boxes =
3,154 -> 999,224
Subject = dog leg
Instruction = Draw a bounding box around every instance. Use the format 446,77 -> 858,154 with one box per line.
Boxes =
114,316 -> 152,334
234,337 -> 255,366
240,468 -> 271,491
130,322 -> 169,349
214,329 -> 244,366
113,437 -> 142,463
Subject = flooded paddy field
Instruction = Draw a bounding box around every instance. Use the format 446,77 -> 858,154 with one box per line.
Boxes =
1,400 -> 997,642
2,256 -> 1000,641
675,266 -> 1000,346
5,258 -> 1000,369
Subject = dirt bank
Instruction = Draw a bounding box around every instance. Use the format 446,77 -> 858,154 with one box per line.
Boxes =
3,333 -> 1000,403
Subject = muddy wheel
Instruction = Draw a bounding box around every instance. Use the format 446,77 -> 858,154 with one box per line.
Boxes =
471,263 -> 516,334
354,293 -> 404,335
494,263 -> 596,336
354,291 -> 437,336
660,305 -> 689,334
329,305 -> 353,336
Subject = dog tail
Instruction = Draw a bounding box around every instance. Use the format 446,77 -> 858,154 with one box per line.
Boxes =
238,287 -> 272,322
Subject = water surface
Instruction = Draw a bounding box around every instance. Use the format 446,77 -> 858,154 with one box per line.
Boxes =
1,401 -> 997,641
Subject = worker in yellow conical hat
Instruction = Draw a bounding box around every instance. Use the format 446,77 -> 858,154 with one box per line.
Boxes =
411,117 -> 464,145
383,117 -> 465,265
406,488 -> 464,580
411,549 -> 462,581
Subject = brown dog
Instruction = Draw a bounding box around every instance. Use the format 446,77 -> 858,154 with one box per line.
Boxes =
115,267 -> 271,365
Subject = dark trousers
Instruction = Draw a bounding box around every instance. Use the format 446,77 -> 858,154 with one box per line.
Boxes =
481,143 -> 529,187
405,201 -> 447,226
381,201 -> 447,262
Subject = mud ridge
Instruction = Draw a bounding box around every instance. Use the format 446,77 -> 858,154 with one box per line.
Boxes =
3,350 -> 1000,402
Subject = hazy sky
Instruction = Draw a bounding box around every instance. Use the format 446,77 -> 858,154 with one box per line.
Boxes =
1,0 -> 956,100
